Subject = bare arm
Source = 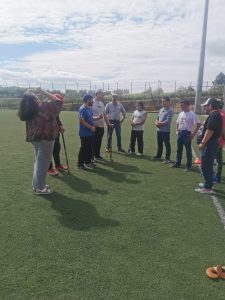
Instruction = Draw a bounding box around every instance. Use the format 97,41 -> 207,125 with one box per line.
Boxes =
80,118 -> 95,132
191,123 -> 201,139
103,111 -> 111,126
199,129 -> 214,150
176,123 -> 179,134
33,88 -> 60,101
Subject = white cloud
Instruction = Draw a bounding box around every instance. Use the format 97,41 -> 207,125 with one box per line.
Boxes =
0,0 -> 224,91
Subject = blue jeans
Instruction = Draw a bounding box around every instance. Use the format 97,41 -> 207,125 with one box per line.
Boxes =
156,131 -> 171,160
201,139 -> 219,189
176,130 -> 192,168
32,140 -> 55,190
107,120 -> 122,149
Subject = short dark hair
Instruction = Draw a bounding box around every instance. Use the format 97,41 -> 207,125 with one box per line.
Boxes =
180,99 -> 190,106
162,96 -> 170,101
137,101 -> 144,109
18,92 -> 38,121
208,98 -> 220,110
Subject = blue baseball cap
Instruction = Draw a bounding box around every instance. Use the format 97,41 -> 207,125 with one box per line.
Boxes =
83,94 -> 93,102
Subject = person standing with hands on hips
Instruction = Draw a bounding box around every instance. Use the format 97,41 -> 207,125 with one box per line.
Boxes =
105,94 -> 126,152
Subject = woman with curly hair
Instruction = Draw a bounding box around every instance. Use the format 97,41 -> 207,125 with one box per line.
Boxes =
18,89 -> 63,195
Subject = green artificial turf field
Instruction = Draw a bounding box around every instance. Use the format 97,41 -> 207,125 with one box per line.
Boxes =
0,109 -> 225,300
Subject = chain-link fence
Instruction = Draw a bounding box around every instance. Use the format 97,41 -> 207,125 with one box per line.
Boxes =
0,80 -> 224,110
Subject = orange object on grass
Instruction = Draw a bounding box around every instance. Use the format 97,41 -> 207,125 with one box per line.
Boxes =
206,267 -> 219,279
216,265 -> 225,279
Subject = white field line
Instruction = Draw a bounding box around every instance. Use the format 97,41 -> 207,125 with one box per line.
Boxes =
192,146 -> 225,230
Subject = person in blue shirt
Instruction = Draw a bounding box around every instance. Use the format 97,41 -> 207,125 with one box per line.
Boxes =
77,94 -> 96,170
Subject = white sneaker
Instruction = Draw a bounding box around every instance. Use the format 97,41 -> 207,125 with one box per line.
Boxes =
162,160 -> 171,164
129,151 -> 135,155
198,183 -> 214,189
137,153 -> 143,156
194,188 -> 215,194
35,187 -> 53,195
33,185 -> 50,192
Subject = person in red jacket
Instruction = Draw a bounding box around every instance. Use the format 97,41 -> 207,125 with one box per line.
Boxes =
213,100 -> 225,183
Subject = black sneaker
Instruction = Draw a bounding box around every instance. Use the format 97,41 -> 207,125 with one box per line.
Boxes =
95,156 -> 105,161
118,148 -> 126,153
77,165 -> 88,171
85,163 -> 96,168
153,156 -> 161,160
170,163 -> 180,168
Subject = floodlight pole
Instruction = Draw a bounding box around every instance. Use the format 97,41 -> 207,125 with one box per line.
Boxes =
194,0 -> 209,114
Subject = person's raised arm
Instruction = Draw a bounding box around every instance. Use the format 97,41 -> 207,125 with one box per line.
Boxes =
33,88 -> 60,102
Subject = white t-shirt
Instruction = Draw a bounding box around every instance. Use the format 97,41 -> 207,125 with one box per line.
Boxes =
176,111 -> 200,131
132,110 -> 146,131
92,98 -> 105,127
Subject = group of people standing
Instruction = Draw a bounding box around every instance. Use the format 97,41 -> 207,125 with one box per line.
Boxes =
77,92 -> 225,195
18,88 -> 225,196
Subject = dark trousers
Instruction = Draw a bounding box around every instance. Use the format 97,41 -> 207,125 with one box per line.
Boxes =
93,127 -> 104,158
201,139 -> 219,189
78,136 -> 93,166
215,148 -> 223,180
107,120 -> 122,149
176,130 -> 192,168
49,134 -> 60,169
129,130 -> 144,153
156,131 -> 171,160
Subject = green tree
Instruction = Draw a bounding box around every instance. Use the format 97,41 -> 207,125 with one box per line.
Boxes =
212,72 -> 225,85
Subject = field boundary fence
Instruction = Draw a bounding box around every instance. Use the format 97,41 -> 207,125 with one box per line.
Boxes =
0,80 -> 224,112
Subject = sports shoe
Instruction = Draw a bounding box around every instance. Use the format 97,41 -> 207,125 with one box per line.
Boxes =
170,163 -> 180,168
95,156 -> 104,161
199,183 -> 215,190
198,183 -> 204,188
77,165 -> 88,171
33,184 -> 50,192
129,151 -> 135,155
118,148 -> 126,153
35,187 -> 53,195
194,188 -> 215,194
55,165 -> 68,171
85,162 -> 96,168
48,169 -> 59,176
106,148 -> 110,153
137,153 -> 143,156
185,167 -> 191,172
162,160 -> 171,164
153,156 -> 161,160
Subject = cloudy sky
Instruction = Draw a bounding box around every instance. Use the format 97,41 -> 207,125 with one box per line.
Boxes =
0,0 -> 224,91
